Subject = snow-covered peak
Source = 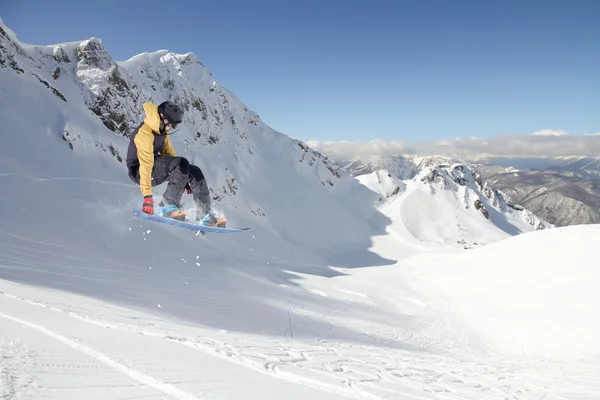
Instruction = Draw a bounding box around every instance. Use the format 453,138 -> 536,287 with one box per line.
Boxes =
356,169 -> 406,202
416,162 -> 552,233
0,17 -> 20,44
337,153 -> 466,182
76,37 -> 114,71
417,162 -> 485,192
122,49 -> 204,72
344,154 -> 418,180
414,154 -> 462,170
356,161 -> 553,248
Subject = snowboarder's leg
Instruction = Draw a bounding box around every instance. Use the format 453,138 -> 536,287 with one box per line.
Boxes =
151,156 -> 189,220
188,164 -> 226,227
187,164 -> 211,216
154,156 -> 189,204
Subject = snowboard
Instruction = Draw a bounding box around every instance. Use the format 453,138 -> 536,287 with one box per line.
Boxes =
133,209 -> 250,234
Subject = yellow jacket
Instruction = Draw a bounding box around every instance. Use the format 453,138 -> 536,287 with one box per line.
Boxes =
131,102 -> 177,196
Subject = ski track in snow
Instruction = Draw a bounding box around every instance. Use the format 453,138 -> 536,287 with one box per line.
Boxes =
1,287 -> 596,400
0,172 -> 136,188
0,310 -> 202,400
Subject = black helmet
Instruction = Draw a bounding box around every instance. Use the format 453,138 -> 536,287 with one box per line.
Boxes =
158,101 -> 184,127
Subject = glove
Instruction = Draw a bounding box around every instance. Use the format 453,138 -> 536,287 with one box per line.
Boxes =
185,183 -> 192,194
142,195 -> 154,215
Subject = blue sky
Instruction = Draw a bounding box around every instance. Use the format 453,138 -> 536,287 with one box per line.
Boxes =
2,0 -> 599,142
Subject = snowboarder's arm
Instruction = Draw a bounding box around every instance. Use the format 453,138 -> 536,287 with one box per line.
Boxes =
134,131 -> 155,196
161,135 -> 176,157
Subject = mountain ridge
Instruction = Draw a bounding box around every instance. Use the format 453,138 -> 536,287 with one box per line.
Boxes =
323,145 -> 598,227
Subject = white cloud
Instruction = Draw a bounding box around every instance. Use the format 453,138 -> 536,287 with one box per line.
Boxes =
531,129 -> 569,136
306,139 -> 412,159
307,130 -> 600,160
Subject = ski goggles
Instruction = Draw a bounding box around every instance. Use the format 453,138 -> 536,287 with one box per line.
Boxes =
166,120 -> 180,129
161,116 -> 180,129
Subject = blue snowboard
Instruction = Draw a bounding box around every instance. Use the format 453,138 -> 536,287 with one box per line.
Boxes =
133,209 -> 250,234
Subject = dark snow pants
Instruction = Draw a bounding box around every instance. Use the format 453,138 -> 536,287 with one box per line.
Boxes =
138,156 -> 211,218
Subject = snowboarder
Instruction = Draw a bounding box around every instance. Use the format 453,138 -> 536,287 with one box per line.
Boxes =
126,101 -> 226,228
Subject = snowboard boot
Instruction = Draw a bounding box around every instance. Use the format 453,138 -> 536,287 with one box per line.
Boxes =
198,212 -> 227,228
159,202 -> 187,221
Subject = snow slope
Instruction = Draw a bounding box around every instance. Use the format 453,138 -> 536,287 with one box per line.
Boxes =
1,18 -> 599,400
406,224 -> 600,359
356,170 -> 406,202
357,163 -> 552,248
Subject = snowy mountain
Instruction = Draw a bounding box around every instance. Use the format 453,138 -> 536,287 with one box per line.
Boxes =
319,141 -> 598,228
317,150 -> 551,245
338,154 -> 420,180
335,153 -> 461,180
476,167 -> 600,226
356,169 -> 406,201
1,19 -> 598,400
358,163 -> 551,249
474,155 -> 600,177
470,157 -> 600,226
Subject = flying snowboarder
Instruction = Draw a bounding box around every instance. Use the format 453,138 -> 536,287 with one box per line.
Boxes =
126,101 -> 226,228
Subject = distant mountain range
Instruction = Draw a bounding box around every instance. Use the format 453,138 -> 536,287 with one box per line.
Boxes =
328,153 -> 600,227
474,156 -> 600,178
472,157 -> 600,227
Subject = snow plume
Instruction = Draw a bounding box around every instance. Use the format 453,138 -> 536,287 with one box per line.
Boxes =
308,129 -> 600,160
